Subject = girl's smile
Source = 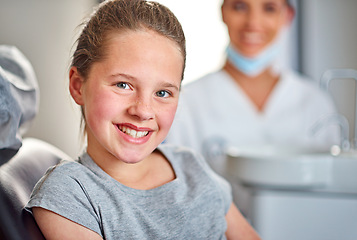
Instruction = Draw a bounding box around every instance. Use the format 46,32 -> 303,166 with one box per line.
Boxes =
116,123 -> 152,145
117,123 -> 151,139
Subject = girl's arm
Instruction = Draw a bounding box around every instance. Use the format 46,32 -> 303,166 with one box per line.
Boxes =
225,203 -> 261,240
33,207 -> 103,240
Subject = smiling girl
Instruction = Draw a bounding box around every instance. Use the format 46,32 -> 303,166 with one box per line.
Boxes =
25,0 -> 259,239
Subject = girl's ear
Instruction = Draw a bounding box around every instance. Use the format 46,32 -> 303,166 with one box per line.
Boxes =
69,66 -> 85,106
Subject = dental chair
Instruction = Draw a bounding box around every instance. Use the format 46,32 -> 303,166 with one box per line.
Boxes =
0,137 -> 70,240
0,45 -> 72,239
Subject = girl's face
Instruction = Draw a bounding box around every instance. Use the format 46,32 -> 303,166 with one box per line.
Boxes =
222,0 -> 293,57
70,30 -> 183,165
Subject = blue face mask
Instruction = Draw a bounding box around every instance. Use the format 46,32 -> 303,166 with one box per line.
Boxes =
226,41 -> 281,77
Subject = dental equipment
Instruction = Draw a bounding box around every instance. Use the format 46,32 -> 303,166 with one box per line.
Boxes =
310,113 -> 350,152
320,68 -> 357,149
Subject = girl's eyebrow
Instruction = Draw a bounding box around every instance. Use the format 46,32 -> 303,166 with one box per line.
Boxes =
109,73 -> 135,80
161,82 -> 180,91
110,73 -> 180,91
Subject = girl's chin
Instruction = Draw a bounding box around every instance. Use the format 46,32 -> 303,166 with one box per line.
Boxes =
112,148 -> 154,164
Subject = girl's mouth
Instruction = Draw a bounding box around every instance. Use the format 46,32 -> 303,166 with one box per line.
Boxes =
117,125 -> 149,138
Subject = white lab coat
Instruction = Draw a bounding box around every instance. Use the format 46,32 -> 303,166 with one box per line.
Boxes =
166,69 -> 340,215
167,69 -> 339,154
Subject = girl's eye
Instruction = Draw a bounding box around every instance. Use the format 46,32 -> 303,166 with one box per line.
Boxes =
156,90 -> 170,98
116,82 -> 130,89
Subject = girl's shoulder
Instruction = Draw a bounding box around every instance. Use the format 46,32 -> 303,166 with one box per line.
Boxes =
41,159 -> 87,180
31,153 -> 103,195
158,143 -> 231,189
158,143 -> 232,213
158,144 -> 204,168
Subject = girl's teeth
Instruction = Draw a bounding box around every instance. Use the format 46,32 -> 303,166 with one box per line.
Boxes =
120,126 -> 148,138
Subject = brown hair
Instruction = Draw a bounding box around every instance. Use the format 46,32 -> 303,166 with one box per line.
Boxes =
71,0 -> 186,80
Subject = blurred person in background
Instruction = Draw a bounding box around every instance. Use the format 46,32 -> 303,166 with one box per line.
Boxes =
166,0 -> 339,216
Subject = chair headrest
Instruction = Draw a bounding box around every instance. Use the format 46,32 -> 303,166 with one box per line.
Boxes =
0,45 -> 39,163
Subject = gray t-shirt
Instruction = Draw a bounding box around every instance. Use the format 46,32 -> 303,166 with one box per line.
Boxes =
26,144 -> 232,239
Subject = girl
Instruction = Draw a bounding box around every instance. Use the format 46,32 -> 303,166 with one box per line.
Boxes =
26,0 -> 260,239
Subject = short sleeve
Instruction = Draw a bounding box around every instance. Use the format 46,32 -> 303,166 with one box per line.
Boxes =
25,162 -> 103,236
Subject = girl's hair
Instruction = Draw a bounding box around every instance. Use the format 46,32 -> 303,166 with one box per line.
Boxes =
71,0 -> 186,80
70,0 -> 186,138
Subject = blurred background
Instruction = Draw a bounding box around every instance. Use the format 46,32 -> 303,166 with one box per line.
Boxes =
1,0 -> 357,158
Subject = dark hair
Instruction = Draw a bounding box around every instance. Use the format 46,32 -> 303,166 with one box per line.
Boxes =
71,0 -> 186,80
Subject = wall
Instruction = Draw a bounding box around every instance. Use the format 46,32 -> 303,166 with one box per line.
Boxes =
157,0 -> 229,84
300,0 -> 357,143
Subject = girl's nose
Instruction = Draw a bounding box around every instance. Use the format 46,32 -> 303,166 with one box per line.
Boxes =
127,98 -> 155,121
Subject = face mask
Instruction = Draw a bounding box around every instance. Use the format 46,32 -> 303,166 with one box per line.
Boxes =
225,26 -> 290,77
226,42 -> 281,77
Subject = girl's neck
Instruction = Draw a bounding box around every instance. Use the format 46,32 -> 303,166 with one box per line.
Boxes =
88,148 -> 176,190
223,61 -> 280,112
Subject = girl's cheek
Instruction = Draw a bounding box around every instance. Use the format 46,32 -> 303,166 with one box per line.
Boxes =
164,105 -> 179,127
87,94 -> 117,121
